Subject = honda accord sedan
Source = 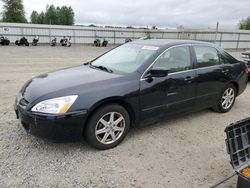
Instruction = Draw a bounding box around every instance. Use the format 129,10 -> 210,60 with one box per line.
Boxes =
14,39 -> 248,149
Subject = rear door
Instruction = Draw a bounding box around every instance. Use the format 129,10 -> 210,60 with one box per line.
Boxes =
192,45 -> 232,109
139,45 -> 196,121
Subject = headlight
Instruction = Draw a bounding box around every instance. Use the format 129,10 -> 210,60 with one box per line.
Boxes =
31,95 -> 78,114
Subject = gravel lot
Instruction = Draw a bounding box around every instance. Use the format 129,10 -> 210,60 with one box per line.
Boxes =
0,45 -> 248,188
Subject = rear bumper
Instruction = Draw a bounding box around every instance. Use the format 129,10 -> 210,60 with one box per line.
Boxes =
237,73 -> 248,96
15,105 -> 87,141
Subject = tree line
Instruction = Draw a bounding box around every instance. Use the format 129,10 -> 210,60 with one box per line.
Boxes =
0,0 -> 75,25
30,5 -> 74,25
239,17 -> 250,30
0,0 -> 250,29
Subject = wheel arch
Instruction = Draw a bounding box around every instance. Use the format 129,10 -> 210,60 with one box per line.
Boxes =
83,97 -> 136,134
230,81 -> 239,96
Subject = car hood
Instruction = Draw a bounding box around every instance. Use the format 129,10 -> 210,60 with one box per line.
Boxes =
21,65 -> 123,102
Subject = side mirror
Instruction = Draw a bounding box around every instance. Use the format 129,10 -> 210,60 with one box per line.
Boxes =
146,67 -> 169,78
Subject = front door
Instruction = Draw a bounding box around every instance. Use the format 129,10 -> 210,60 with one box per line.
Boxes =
139,45 -> 196,122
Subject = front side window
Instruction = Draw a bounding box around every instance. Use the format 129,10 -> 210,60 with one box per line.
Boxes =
152,46 -> 192,73
193,46 -> 220,68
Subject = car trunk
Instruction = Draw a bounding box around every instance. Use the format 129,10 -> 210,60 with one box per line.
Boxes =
225,118 -> 250,188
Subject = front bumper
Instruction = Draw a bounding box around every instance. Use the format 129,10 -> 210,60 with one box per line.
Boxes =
14,104 -> 87,141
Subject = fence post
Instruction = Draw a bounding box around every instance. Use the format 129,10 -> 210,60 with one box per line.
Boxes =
236,33 -> 240,50
113,31 -> 116,45
21,27 -> 24,36
214,22 -> 219,43
219,32 -> 223,47
49,27 -> 51,43
73,29 -> 76,44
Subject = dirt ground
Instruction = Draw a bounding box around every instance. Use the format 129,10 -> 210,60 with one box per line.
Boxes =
0,45 -> 248,188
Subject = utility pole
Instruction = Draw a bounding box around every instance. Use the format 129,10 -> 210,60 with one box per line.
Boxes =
214,21 -> 219,43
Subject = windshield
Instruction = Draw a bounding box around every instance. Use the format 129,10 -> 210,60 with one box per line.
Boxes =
91,44 -> 158,74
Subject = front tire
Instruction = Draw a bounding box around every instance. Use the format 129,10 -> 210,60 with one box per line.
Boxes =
213,84 -> 236,113
85,104 -> 130,150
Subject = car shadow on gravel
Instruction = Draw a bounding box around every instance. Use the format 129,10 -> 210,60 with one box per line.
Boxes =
15,123 -> 97,153
128,109 -> 214,137
15,108 -> 216,152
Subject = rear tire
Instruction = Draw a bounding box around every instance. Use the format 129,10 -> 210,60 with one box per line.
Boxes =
212,84 -> 236,113
85,104 -> 130,150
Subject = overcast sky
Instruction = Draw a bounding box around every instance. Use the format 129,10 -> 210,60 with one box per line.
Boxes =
0,0 -> 249,29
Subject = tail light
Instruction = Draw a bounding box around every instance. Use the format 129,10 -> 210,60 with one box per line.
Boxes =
244,64 -> 249,74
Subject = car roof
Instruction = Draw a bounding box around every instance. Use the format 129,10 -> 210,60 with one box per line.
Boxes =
132,39 -> 214,48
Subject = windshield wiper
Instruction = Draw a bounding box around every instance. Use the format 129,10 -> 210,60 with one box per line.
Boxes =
89,63 -> 113,73
83,61 -> 92,65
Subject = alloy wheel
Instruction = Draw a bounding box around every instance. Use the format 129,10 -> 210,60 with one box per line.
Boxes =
221,88 -> 235,110
95,112 -> 125,145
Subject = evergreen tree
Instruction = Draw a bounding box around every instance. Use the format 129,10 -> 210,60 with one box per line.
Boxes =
44,5 -> 58,25
239,17 -> 250,30
30,4 -> 75,25
58,6 -> 74,25
30,11 -> 39,24
37,12 -> 45,24
1,0 -> 27,23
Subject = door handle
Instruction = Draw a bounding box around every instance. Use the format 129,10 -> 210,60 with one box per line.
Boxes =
222,69 -> 230,73
184,76 -> 194,82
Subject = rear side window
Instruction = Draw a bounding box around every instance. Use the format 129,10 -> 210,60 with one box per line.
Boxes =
152,46 -> 192,73
193,46 -> 220,68
222,51 -> 239,64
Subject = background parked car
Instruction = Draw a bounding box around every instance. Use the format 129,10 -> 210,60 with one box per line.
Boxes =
0,36 -> 10,45
242,50 -> 250,63
242,50 -> 250,75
